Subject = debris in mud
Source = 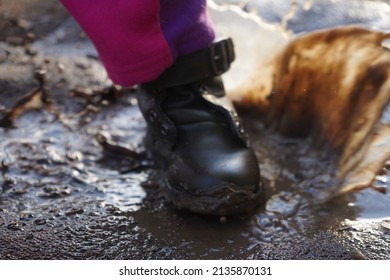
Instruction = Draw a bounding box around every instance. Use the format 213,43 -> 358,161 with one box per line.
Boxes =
0,0 -> 69,43
37,186 -> 71,199
219,216 -> 227,224
33,219 -> 47,226
7,221 -> 25,231
0,47 -> 10,62
95,131 -> 153,173
0,68 -> 51,128
380,220 -> 390,231
65,208 -> 84,216
17,18 -> 33,31
96,132 -> 146,162
6,36 -> 25,46
69,84 -> 125,106
1,178 -> 14,193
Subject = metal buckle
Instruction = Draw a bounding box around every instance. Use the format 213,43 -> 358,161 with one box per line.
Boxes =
209,38 -> 235,75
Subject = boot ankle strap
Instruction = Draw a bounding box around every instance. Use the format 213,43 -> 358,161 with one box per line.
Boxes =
144,38 -> 235,90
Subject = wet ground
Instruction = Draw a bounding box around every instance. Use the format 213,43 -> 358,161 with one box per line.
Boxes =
0,0 -> 389,259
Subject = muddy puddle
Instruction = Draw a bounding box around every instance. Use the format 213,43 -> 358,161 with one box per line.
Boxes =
0,0 -> 389,259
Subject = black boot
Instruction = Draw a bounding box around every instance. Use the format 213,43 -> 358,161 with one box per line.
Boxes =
137,38 -> 262,215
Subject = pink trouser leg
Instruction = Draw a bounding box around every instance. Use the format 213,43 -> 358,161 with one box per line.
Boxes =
60,0 -> 215,87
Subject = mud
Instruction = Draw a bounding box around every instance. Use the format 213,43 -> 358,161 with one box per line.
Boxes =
0,0 -> 390,259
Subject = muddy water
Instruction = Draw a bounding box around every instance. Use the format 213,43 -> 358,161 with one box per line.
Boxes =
0,0 -> 389,259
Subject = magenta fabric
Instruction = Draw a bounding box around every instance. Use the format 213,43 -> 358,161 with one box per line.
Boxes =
60,0 -> 216,87
160,0 -> 215,59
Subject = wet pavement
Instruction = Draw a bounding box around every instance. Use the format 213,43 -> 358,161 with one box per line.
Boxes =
0,0 -> 390,259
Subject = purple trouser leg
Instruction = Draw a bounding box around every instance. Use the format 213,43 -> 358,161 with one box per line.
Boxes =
60,0 -> 216,87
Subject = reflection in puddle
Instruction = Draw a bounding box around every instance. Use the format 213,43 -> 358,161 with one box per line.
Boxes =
98,173 -> 147,212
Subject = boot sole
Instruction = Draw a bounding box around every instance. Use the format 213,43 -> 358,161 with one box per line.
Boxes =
163,178 -> 263,216
145,130 -> 263,216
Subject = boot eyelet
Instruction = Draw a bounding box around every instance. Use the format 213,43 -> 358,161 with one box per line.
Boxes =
149,110 -> 157,122
235,121 -> 244,134
200,85 -> 208,93
161,125 -> 169,136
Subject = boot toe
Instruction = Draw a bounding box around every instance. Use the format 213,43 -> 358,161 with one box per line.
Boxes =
163,128 -> 262,215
